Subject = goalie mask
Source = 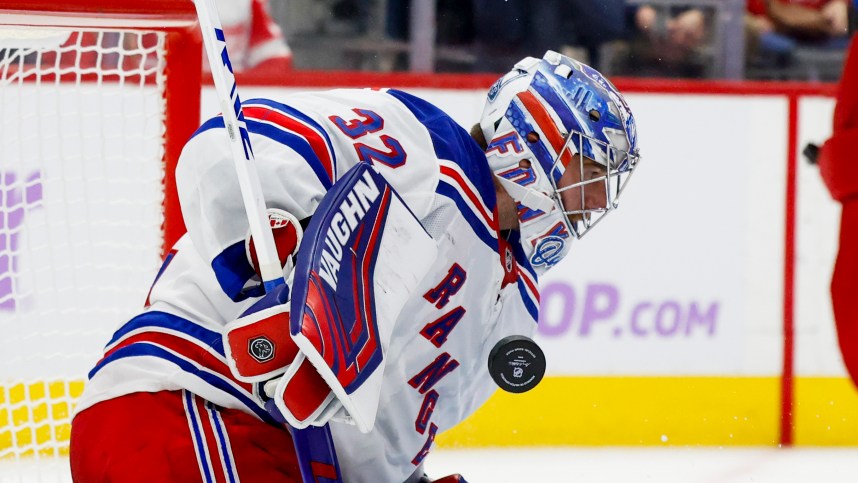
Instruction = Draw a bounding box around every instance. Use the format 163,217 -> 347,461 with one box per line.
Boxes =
481,51 -> 640,273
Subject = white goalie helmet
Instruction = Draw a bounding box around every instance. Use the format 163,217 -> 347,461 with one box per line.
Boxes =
481,51 -> 640,273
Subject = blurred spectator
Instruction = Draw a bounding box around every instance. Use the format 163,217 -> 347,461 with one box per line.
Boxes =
748,0 -> 848,42
384,0 -> 483,70
385,0 -> 476,71
615,5 -> 710,78
817,27 -> 858,390
212,0 -> 292,74
746,0 -> 850,79
118,0 -> 292,75
471,0 -> 626,72
330,0 -> 374,35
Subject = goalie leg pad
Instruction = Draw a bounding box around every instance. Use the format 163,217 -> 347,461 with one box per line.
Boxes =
286,162 -> 438,433
249,163 -> 437,431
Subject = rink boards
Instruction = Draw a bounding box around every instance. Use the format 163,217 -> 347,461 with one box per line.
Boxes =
211,82 -> 853,446
1,78 -> 855,453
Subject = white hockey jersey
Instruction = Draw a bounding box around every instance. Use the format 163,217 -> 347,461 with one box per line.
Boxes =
77,89 -> 541,482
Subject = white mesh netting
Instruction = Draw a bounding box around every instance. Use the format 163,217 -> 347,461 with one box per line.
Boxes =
0,28 -> 169,475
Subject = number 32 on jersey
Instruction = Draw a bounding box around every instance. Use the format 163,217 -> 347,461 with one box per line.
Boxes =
329,108 -> 407,168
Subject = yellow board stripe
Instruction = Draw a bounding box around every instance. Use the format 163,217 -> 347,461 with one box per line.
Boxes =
437,376 -> 858,447
795,377 -> 858,445
2,376 -> 857,456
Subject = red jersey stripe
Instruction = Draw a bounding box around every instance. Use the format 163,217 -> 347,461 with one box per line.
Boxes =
243,105 -> 335,181
439,164 -> 498,232
102,331 -> 253,393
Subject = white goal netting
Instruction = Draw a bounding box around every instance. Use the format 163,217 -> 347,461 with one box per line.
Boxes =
0,28 -> 170,475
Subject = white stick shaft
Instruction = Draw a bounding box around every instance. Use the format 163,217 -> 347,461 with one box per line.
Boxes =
193,0 -> 282,285
189,5 -> 343,483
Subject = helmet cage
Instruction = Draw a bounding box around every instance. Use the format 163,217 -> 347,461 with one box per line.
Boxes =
549,130 -> 640,238
481,51 -> 641,273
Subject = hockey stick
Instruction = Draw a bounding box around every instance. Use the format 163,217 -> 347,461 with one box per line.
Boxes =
191,1 -> 344,482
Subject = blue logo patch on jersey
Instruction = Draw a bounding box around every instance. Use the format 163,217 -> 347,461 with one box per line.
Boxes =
530,236 -> 566,268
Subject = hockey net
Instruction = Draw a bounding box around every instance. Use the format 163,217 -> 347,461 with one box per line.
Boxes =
0,1 -> 199,477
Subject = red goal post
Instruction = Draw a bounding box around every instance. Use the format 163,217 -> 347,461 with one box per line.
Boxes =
0,0 -> 200,468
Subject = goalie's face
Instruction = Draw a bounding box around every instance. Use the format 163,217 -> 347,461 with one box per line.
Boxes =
547,128 -> 639,239
556,154 -> 608,225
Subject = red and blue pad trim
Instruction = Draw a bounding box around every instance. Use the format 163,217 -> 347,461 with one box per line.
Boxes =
289,162 -> 393,394
285,160 -> 435,436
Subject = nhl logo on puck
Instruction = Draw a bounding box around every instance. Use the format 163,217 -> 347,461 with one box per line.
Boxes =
488,335 -> 546,393
248,336 -> 275,363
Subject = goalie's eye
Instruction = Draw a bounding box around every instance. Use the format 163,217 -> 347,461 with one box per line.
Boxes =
586,166 -> 606,181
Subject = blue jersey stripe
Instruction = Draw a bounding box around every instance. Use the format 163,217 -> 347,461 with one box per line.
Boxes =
191,115 -> 333,190
192,98 -> 336,164
210,407 -> 238,483
106,311 -> 225,357
244,119 -> 333,189
436,181 -> 498,253
211,240 -> 262,303
516,278 -> 539,322
385,89 -> 497,211
90,343 -> 275,424
191,116 -> 226,139
185,391 -> 215,483
243,97 -> 337,165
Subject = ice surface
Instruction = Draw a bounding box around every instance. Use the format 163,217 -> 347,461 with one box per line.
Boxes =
2,447 -> 858,482
424,447 -> 858,483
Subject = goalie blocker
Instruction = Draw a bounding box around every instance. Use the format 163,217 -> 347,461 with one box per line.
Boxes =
224,162 -> 437,432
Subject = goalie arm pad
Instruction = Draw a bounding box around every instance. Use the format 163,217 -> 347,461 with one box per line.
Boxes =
273,162 -> 438,433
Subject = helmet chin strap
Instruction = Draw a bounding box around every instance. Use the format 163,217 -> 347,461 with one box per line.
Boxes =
495,176 -> 557,214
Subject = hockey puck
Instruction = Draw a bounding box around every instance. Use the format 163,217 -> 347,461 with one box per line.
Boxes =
488,335 -> 546,393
